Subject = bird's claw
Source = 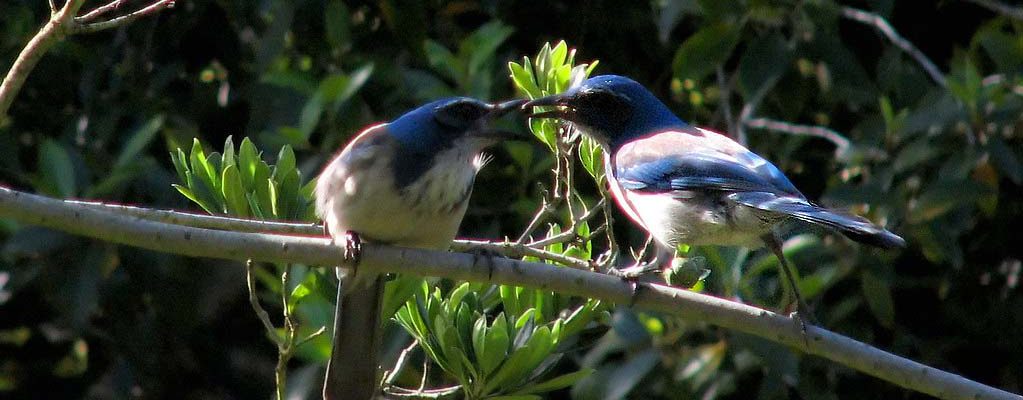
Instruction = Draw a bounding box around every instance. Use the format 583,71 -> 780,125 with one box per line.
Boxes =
466,246 -> 503,280
344,231 -> 362,265
607,262 -> 661,280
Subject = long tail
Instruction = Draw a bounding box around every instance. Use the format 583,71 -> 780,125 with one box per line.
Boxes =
729,192 -> 906,248
323,272 -> 384,400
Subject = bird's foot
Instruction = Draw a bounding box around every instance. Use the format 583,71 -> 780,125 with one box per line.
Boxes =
608,262 -> 662,307
344,230 -> 362,265
607,262 -> 661,280
788,301 -> 818,348
466,245 -> 503,280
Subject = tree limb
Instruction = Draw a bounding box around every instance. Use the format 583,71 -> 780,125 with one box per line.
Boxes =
0,0 -> 173,124
0,186 -> 1018,400
840,6 -> 947,88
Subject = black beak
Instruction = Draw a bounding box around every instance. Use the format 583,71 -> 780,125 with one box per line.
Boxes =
521,94 -> 571,119
467,99 -> 529,140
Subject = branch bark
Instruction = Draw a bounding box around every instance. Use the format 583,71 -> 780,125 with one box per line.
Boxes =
0,0 -> 173,124
840,6 -> 947,88
0,186 -> 1019,400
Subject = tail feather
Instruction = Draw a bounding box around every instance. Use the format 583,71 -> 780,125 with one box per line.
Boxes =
323,273 -> 384,400
729,192 -> 906,249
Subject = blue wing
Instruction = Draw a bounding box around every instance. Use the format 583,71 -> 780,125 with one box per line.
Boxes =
616,152 -> 804,197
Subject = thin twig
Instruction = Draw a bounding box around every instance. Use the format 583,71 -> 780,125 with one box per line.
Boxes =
1,187 -> 1020,400
840,6 -> 947,88
384,385 -> 462,398
384,340 -> 420,386
744,117 -> 852,157
525,198 -> 605,248
76,0 -> 126,23
72,0 -> 175,34
964,0 -> 1023,20
452,239 -> 590,270
295,326 -> 327,348
67,200 -> 325,235
0,0 -> 172,124
246,260 -> 282,345
516,194 -> 554,244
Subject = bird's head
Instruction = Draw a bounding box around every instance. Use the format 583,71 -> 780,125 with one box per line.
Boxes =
388,97 -> 525,153
522,75 -> 687,149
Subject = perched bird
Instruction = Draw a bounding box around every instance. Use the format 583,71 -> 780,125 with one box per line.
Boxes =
315,97 -> 524,399
523,75 -> 904,321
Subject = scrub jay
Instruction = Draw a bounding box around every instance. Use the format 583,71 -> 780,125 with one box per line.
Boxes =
315,97 -> 523,399
524,75 -> 903,323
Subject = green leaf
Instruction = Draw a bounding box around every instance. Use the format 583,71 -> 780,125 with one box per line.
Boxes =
480,313 -> 510,377
115,115 -> 164,168
37,139 -> 76,198
987,136 -> 1022,185
184,170 -> 219,213
289,281 -> 312,313
238,137 -> 260,190
221,164 -> 250,218
188,139 -> 221,207
324,0 -> 351,48
737,32 -> 793,99
171,148 -> 189,184
222,136 -> 236,169
462,21 -> 514,77
861,271 -> 895,328
511,369 -> 594,395
672,22 -> 742,82
424,40 -> 461,81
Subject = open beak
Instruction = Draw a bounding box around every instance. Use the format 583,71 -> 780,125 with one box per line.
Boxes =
467,99 -> 529,140
521,94 -> 572,120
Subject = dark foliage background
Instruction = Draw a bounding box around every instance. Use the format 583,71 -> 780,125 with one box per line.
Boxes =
1,0 -> 1021,399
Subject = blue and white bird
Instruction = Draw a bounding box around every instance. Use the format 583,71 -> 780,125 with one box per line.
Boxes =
315,97 -> 523,399
524,75 -> 904,318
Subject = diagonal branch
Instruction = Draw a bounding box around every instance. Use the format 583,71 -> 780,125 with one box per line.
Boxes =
840,6 -> 947,88
0,186 -> 1019,400
72,0 -> 176,34
0,0 -> 173,125
744,117 -> 852,158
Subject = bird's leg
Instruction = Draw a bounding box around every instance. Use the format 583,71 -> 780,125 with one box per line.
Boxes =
608,242 -> 672,307
344,230 -> 363,265
763,233 -> 816,343
608,237 -> 666,279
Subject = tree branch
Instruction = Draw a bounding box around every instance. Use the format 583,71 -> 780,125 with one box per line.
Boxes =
840,6 -> 947,88
66,200 -> 591,269
0,186 -> 1019,400
744,117 -> 852,158
0,0 -> 173,124
72,0 -> 176,34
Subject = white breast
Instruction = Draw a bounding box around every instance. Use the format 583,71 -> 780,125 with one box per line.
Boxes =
315,139 -> 482,250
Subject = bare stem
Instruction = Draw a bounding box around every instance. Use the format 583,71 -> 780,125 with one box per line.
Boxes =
0,0 -> 173,124
72,0 -> 176,34
840,6 -> 947,88
744,117 -> 852,157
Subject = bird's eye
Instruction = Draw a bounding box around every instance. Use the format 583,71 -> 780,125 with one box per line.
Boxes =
576,90 -> 628,111
434,100 -> 489,129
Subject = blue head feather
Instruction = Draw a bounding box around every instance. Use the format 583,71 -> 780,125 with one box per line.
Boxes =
559,75 -> 689,150
385,97 -> 492,188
